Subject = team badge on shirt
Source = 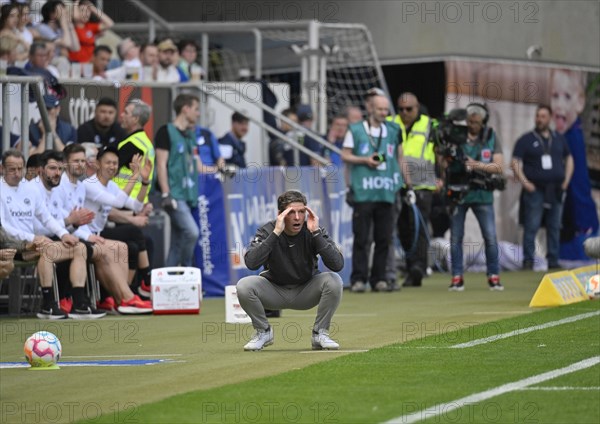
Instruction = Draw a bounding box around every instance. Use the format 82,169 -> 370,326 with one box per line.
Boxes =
481,149 -> 492,162
387,144 -> 394,157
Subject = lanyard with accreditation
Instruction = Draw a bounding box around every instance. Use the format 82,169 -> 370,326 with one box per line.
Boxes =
533,130 -> 553,170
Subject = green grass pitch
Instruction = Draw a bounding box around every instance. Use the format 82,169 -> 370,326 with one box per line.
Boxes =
1,270 -> 598,423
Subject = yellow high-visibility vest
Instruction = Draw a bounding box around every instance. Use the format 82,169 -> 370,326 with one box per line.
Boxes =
387,114 -> 436,189
114,130 -> 155,203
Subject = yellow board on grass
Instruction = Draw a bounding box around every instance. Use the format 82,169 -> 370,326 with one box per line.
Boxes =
529,268 -> 589,307
570,264 -> 600,288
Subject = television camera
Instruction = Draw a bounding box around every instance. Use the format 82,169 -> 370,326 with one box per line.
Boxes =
431,107 -> 505,205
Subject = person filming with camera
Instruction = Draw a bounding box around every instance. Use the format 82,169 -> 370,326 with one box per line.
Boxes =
445,103 -> 504,292
341,92 -> 403,293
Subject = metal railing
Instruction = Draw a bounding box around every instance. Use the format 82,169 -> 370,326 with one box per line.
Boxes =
189,82 -> 342,161
1,76 -> 53,158
176,82 -> 337,166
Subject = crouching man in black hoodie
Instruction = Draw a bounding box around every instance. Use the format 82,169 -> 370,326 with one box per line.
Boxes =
237,190 -> 344,351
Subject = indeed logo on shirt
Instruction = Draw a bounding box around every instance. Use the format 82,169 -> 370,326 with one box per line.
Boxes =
11,210 -> 33,218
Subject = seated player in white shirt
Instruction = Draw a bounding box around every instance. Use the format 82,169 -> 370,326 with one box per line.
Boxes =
83,145 -> 154,299
49,144 -> 152,314
0,149 -> 104,319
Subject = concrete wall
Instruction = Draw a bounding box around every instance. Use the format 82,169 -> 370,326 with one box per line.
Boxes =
107,0 -> 600,68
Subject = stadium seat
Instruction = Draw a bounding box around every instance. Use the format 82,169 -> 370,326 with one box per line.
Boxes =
0,260 -> 60,317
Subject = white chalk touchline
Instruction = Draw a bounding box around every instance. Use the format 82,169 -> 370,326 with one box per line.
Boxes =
384,356 -> 600,424
451,311 -> 600,349
285,313 -> 378,317
63,354 -> 183,358
517,386 -> 600,391
299,349 -> 369,354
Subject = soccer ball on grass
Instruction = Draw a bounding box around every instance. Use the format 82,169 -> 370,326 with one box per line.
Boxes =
23,331 -> 62,368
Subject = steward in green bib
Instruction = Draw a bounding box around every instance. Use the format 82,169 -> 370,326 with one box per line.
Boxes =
341,94 -> 402,293
114,100 -> 155,203
155,93 -> 201,267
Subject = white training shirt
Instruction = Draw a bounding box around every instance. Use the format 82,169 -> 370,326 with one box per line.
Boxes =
56,173 -> 93,241
32,178 -> 68,237
0,179 -> 68,242
82,176 -> 143,234
343,121 -> 388,150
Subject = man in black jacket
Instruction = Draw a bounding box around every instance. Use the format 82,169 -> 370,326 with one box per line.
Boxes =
236,190 -> 344,351
77,97 -> 126,147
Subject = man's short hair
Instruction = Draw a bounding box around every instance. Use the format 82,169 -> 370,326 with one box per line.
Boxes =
118,37 -> 137,60
96,97 -> 118,109
80,142 -> 98,161
63,143 -> 86,161
281,108 -> 296,118
537,104 -> 552,115
39,150 -> 64,167
2,149 -> 24,165
140,43 -> 157,54
127,99 -> 152,127
96,145 -> 119,161
26,153 -> 41,169
177,39 -> 198,54
29,40 -> 47,57
277,190 -> 307,212
173,93 -> 199,116
94,45 -> 112,56
366,87 -> 386,100
329,114 -> 348,125
232,111 -> 249,123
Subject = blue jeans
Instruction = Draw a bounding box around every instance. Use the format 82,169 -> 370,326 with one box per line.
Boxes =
521,189 -> 562,267
166,200 -> 200,267
450,203 -> 499,276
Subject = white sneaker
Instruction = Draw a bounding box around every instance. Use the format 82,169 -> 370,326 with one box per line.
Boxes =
244,326 -> 274,351
312,329 -> 339,350
351,281 -> 366,293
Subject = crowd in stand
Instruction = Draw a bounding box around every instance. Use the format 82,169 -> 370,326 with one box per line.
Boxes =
0,0 -> 204,84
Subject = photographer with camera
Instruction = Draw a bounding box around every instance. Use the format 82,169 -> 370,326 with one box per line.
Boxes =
445,103 -> 504,292
388,93 -> 441,288
342,94 -> 403,293
511,104 -> 573,270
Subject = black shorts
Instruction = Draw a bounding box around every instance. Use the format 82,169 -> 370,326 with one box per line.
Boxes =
49,236 -> 94,260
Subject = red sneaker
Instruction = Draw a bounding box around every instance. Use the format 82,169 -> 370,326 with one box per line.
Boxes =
97,296 -> 116,312
137,280 -> 151,298
487,275 -> 504,291
448,275 -> 464,292
117,295 -> 153,314
59,297 -> 73,314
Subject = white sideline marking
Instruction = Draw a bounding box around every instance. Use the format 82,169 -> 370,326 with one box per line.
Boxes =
63,354 -> 183,358
285,313 -> 377,317
299,349 -> 369,354
451,311 -> 600,349
518,386 -> 600,391
384,356 -> 600,424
